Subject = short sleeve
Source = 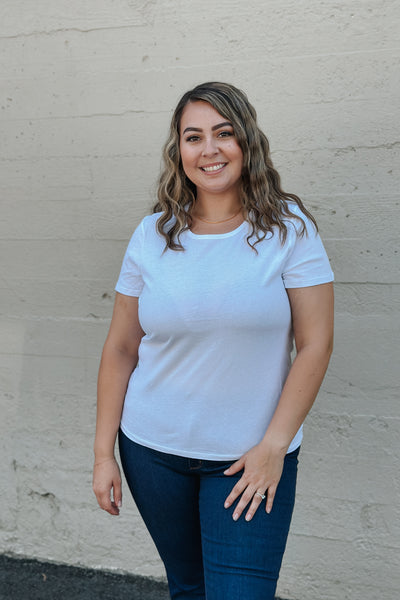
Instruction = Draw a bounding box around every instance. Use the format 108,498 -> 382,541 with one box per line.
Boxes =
282,216 -> 334,288
115,221 -> 145,297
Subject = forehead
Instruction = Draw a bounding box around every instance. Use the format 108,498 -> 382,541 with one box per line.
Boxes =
179,101 -> 228,129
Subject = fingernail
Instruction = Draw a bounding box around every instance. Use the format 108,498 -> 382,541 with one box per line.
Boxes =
245,514 -> 252,521
223,469 -> 229,474
224,501 -> 229,508
117,500 -> 122,508
233,513 -> 239,521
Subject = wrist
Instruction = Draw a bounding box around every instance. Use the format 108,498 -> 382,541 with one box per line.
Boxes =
94,456 -> 116,467
259,432 -> 290,455
94,432 -> 118,461
93,443 -> 116,462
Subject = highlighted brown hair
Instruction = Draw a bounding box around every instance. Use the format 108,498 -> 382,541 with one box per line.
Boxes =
153,81 -> 317,251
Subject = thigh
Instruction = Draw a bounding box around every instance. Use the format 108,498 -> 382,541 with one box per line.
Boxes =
118,431 -> 205,599
199,447 -> 300,600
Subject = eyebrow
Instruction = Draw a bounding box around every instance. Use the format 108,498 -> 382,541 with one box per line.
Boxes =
182,121 -> 233,134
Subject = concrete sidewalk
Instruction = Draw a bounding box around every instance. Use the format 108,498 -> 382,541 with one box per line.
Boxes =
1,554 -> 291,599
0,555 -> 169,600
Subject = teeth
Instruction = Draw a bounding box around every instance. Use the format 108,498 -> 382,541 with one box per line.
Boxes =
201,163 -> 225,172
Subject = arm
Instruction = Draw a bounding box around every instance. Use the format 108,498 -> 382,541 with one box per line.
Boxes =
92,292 -> 145,515
224,282 -> 334,521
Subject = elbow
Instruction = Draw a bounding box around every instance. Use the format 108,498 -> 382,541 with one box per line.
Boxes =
101,337 -> 139,367
318,335 -> 334,370
317,333 -> 334,360
296,333 -> 334,363
326,333 -> 334,358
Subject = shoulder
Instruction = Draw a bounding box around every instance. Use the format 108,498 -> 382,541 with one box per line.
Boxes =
140,212 -> 162,230
283,202 -> 317,238
126,211 -> 172,255
128,212 -> 163,241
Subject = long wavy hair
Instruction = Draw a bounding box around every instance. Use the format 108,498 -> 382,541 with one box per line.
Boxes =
153,81 -> 317,250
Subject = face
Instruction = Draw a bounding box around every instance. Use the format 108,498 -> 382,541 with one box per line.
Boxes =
179,101 -> 243,200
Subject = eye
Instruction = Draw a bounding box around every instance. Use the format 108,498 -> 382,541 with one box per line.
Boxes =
218,130 -> 234,138
185,135 -> 200,142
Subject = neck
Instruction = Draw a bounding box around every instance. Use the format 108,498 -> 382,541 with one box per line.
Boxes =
194,207 -> 242,225
192,193 -> 242,223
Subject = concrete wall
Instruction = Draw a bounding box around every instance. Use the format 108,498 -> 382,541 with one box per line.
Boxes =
1,1 -> 399,599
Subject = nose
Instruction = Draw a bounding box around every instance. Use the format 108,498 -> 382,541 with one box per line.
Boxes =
201,136 -> 218,157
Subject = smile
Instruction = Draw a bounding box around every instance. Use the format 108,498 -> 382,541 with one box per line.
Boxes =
200,163 -> 227,172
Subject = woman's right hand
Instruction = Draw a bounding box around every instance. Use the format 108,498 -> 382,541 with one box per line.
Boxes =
92,457 -> 122,516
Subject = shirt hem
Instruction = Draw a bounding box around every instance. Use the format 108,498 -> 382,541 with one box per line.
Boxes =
119,423 -> 302,460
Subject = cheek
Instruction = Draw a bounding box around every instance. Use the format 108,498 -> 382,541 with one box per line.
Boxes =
179,150 -> 188,173
236,144 -> 244,160
180,148 -> 197,171
227,142 -> 243,161
179,153 -> 196,182
231,147 -> 243,169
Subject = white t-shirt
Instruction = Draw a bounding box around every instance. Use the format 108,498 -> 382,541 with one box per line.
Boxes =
115,207 -> 334,460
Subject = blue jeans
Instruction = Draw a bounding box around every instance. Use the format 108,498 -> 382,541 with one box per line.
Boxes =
119,430 -> 299,600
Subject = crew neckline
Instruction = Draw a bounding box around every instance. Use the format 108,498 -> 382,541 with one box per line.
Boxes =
187,220 -> 248,240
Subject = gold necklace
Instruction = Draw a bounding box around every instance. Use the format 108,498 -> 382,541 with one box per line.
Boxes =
193,207 -> 242,225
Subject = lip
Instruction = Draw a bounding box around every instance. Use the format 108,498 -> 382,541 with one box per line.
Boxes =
199,162 -> 227,173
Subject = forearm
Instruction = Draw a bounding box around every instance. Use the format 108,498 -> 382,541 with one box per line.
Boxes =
94,343 -> 138,461
261,343 -> 333,453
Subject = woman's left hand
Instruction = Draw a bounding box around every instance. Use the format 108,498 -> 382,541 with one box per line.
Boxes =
223,442 -> 286,521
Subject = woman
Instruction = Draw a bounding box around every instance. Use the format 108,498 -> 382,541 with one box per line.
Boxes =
93,82 -> 334,600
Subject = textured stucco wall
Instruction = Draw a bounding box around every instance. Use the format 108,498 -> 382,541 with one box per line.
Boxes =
1,2 -> 399,599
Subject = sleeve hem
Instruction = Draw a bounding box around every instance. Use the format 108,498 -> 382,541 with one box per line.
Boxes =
115,285 -> 142,297
284,274 -> 334,289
